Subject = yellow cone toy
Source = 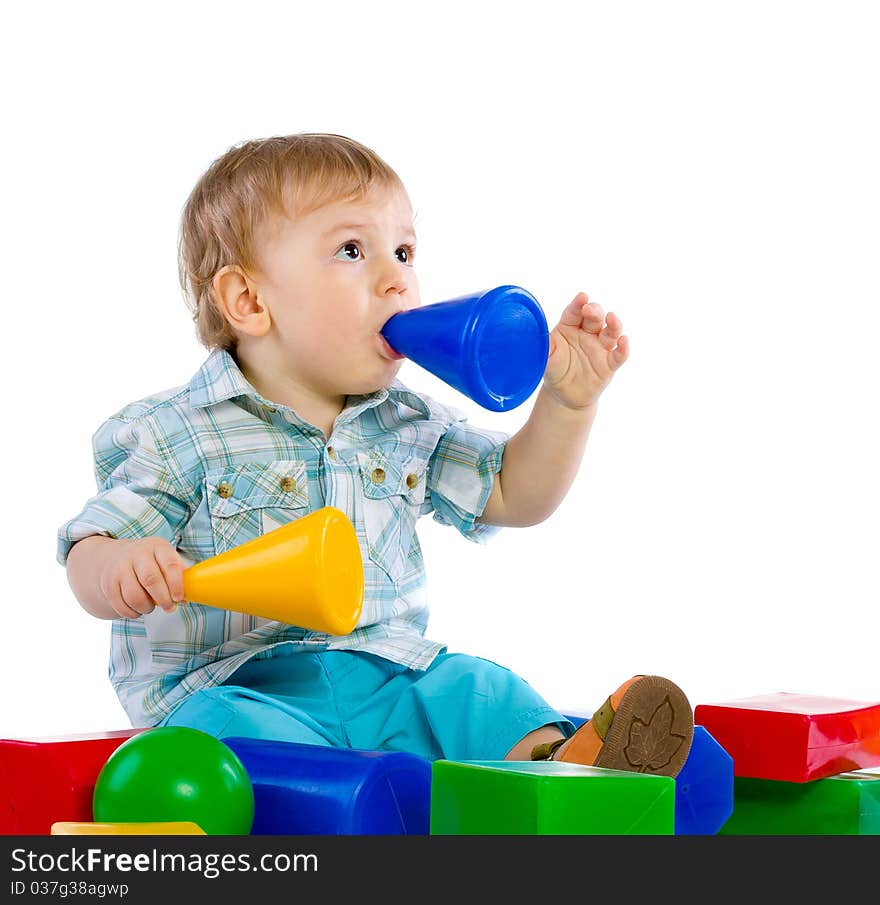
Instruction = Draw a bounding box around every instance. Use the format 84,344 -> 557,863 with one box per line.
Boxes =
182,506 -> 364,635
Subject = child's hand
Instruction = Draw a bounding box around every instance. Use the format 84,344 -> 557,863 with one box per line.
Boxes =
98,537 -> 186,619
543,292 -> 629,410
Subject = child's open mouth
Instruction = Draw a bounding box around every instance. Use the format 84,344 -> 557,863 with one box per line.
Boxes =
378,333 -> 405,361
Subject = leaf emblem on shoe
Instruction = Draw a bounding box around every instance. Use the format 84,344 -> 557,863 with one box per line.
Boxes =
623,697 -> 686,772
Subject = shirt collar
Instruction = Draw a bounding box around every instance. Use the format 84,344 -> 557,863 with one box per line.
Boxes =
187,349 -> 256,408
187,349 -> 417,423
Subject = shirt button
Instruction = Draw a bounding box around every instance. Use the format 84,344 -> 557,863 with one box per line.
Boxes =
217,481 -> 234,499
371,467 -> 386,484
280,476 -> 297,492
406,472 -> 419,489
327,446 -> 338,461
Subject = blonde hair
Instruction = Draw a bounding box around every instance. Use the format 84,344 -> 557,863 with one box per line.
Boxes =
177,133 -> 407,350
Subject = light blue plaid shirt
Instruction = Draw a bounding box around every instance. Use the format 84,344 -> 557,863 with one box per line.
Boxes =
57,350 -> 508,728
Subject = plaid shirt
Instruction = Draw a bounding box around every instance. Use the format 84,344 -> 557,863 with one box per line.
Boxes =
57,349 -> 508,727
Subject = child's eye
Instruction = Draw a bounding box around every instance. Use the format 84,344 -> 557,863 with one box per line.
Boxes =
335,242 -> 362,261
396,245 -> 415,265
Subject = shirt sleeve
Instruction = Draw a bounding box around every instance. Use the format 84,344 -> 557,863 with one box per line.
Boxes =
427,414 -> 509,543
57,414 -> 190,566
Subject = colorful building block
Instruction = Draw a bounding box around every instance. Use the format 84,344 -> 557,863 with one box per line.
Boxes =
222,737 -> 431,835
674,726 -> 734,835
51,821 -> 206,835
719,771 -> 880,835
430,760 -> 675,835
1,729 -> 145,835
694,692 -> 880,783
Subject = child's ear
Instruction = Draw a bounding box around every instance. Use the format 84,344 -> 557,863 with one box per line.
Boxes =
212,265 -> 271,337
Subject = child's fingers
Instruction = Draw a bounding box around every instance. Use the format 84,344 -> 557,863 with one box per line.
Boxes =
609,334 -> 630,370
558,292 -> 590,327
580,301 -> 606,333
598,311 -> 624,350
107,583 -> 142,620
119,566 -> 158,616
99,570 -> 141,619
134,557 -> 176,613
155,548 -> 186,605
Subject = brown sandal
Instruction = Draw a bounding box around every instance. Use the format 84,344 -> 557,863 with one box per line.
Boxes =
536,675 -> 694,777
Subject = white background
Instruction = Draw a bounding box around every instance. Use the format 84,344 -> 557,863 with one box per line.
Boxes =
2,1 -> 878,739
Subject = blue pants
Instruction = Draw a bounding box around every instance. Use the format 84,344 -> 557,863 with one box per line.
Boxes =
160,649 -> 574,761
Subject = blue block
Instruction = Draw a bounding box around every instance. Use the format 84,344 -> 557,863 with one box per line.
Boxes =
223,737 -> 431,835
675,726 -> 734,835
563,715 -> 733,835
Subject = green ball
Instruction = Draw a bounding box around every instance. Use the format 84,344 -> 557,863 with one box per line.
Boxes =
93,727 -> 255,835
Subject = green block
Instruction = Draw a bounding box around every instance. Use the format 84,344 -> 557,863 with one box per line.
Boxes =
719,771 -> 880,835
430,760 -> 675,835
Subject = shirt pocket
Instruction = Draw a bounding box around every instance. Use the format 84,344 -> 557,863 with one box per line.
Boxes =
357,449 -> 428,584
205,460 -> 309,555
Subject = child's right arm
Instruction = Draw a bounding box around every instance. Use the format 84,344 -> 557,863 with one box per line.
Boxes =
66,535 -> 186,621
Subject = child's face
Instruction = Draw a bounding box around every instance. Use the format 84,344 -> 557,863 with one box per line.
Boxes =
253,183 -> 420,397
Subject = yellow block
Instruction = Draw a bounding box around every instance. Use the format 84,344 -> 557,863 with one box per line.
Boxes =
51,821 -> 206,835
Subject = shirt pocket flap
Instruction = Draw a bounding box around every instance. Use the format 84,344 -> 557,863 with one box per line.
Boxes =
206,460 -> 309,518
357,450 -> 428,505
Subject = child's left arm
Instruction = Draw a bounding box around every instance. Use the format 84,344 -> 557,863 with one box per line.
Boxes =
479,292 -> 629,527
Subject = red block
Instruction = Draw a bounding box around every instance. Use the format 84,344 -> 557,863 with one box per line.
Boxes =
1,729 -> 145,835
694,693 -> 880,783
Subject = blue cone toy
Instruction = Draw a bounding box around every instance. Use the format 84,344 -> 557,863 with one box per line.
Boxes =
381,285 -> 549,412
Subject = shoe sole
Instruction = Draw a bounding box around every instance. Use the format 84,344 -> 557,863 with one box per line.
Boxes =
594,675 -> 694,777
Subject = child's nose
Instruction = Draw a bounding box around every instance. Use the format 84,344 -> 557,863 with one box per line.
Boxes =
374,257 -> 408,299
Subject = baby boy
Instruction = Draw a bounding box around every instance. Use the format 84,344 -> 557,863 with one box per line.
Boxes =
59,133 -> 693,774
